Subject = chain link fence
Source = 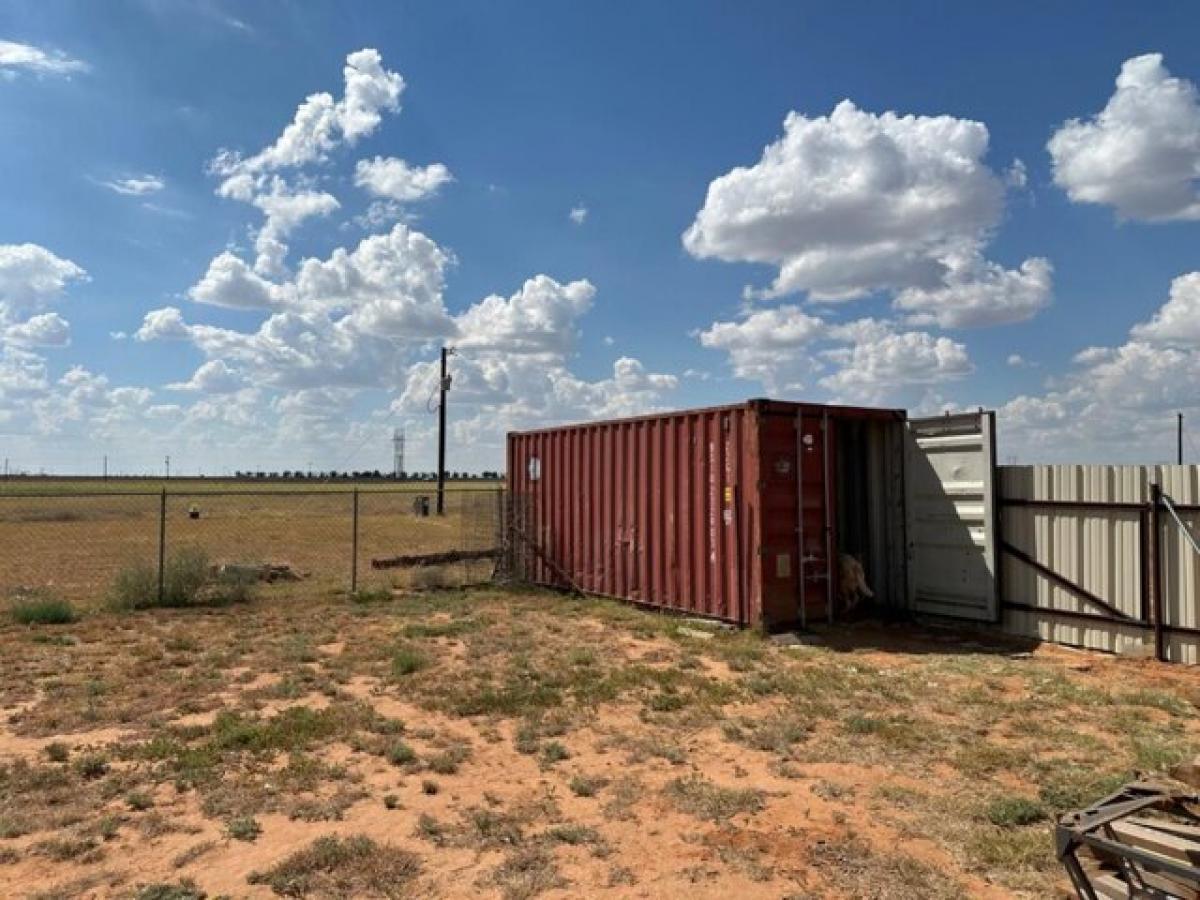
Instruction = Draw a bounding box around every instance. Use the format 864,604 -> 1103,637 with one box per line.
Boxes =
0,485 -> 504,608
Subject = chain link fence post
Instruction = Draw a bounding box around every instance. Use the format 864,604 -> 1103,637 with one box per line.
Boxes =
157,487 -> 167,604
350,487 -> 360,594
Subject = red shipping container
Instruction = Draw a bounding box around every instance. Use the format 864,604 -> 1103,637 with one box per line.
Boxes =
506,399 -> 923,629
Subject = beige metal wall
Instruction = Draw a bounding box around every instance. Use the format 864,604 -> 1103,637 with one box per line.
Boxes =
999,465 -> 1200,665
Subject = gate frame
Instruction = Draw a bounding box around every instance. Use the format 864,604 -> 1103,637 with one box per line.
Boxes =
998,487 -> 1200,662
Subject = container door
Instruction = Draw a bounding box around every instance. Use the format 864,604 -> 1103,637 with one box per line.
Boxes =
904,410 -> 998,622
797,411 -> 834,624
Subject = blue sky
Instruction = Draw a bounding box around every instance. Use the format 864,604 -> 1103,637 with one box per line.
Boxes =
2,1 -> 1199,473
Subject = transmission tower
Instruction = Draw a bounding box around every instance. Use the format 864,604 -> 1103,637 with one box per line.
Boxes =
393,427 -> 406,478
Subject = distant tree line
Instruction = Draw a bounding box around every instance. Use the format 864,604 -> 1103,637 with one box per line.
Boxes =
229,470 -> 504,481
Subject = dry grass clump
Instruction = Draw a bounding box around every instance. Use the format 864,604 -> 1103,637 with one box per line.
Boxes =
247,834 -> 421,898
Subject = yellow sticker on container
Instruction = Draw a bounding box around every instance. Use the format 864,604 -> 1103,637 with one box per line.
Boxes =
723,486 -> 733,504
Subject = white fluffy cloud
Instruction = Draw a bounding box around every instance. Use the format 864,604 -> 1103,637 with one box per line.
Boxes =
101,174 -> 165,196
696,305 -> 971,400
894,255 -> 1052,328
0,40 -> 88,77
210,49 -> 403,180
167,359 -> 243,394
1000,273 -> 1200,461
455,276 -> 595,355
1048,54 -> 1200,221
569,205 -> 588,225
1130,271 -> 1200,347
818,329 -> 971,402
6,312 -> 70,347
354,156 -> 452,202
208,49 -> 405,277
188,253 -> 278,310
0,243 -> 87,316
134,306 -> 191,342
683,100 -> 1049,327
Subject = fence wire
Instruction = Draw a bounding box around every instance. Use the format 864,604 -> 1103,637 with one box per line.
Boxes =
0,486 -> 504,607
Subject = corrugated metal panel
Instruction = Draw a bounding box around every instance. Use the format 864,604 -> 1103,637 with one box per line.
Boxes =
998,464 -> 1199,665
905,412 -> 998,621
508,404 -> 761,623
506,400 -> 906,628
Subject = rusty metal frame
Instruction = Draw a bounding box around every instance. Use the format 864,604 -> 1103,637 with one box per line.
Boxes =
998,486 -> 1197,663
1056,780 -> 1200,899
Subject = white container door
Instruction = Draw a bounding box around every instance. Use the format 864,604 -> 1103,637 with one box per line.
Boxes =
905,411 -> 998,622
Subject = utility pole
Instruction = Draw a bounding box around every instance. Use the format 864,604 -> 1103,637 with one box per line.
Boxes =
103,455 -> 108,480
1179,412 -> 1184,465
165,455 -> 171,479
437,346 -> 455,516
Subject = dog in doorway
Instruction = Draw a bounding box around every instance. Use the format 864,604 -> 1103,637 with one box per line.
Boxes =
839,554 -> 874,612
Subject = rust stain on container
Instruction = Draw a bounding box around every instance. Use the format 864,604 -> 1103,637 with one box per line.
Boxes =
507,398 -> 905,628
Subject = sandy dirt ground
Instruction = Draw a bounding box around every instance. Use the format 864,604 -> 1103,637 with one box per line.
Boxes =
2,586 -> 1198,899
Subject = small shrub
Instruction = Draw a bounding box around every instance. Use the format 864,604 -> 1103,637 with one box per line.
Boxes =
421,779 -> 439,795
392,644 -> 429,677
126,791 -> 155,811
110,548 -> 224,610
665,775 -> 765,822
135,881 -> 207,900
227,816 -> 262,842
539,741 -> 570,766
427,749 -> 465,775
383,794 -> 400,810
984,796 -> 1046,828
386,741 -> 417,766
248,835 -> 420,896
74,752 -> 110,780
44,742 -> 70,763
8,593 -> 77,625
569,774 -> 607,798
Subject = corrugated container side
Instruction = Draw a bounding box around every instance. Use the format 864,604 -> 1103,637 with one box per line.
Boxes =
508,404 -> 764,624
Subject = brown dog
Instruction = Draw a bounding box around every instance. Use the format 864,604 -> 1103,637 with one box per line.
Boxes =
839,554 -> 874,612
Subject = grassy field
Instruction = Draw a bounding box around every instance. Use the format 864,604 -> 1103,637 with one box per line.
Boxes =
0,484 -> 503,606
0,478 -> 501,496
1,585 -> 1197,898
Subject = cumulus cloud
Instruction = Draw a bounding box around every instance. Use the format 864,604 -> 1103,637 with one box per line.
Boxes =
696,305 -> 971,400
207,49 -> 405,277
0,243 -> 87,316
683,99 -> 1050,327
6,312 -> 70,347
1130,271 -> 1200,347
210,49 -> 403,181
999,273 -> 1200,462
167,359 -> 242,393
134,306 -> 191,342
188,252 -> 278,310
1048,54 -> 1200,221
455,276 -> 595,355
0,40 -> 88,77
354,156 -> 452,202
818,329 -> 971,402
894,254 -> 1052,328
569,205 -> 588,225
101,174 -> 165,196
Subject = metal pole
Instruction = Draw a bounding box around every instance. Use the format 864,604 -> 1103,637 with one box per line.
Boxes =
1178,412 -> 1184,465
437,346 -> 450,516
157,488 -> 167,604
350,488 -> 359,594
1149,482 -> 1165,663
